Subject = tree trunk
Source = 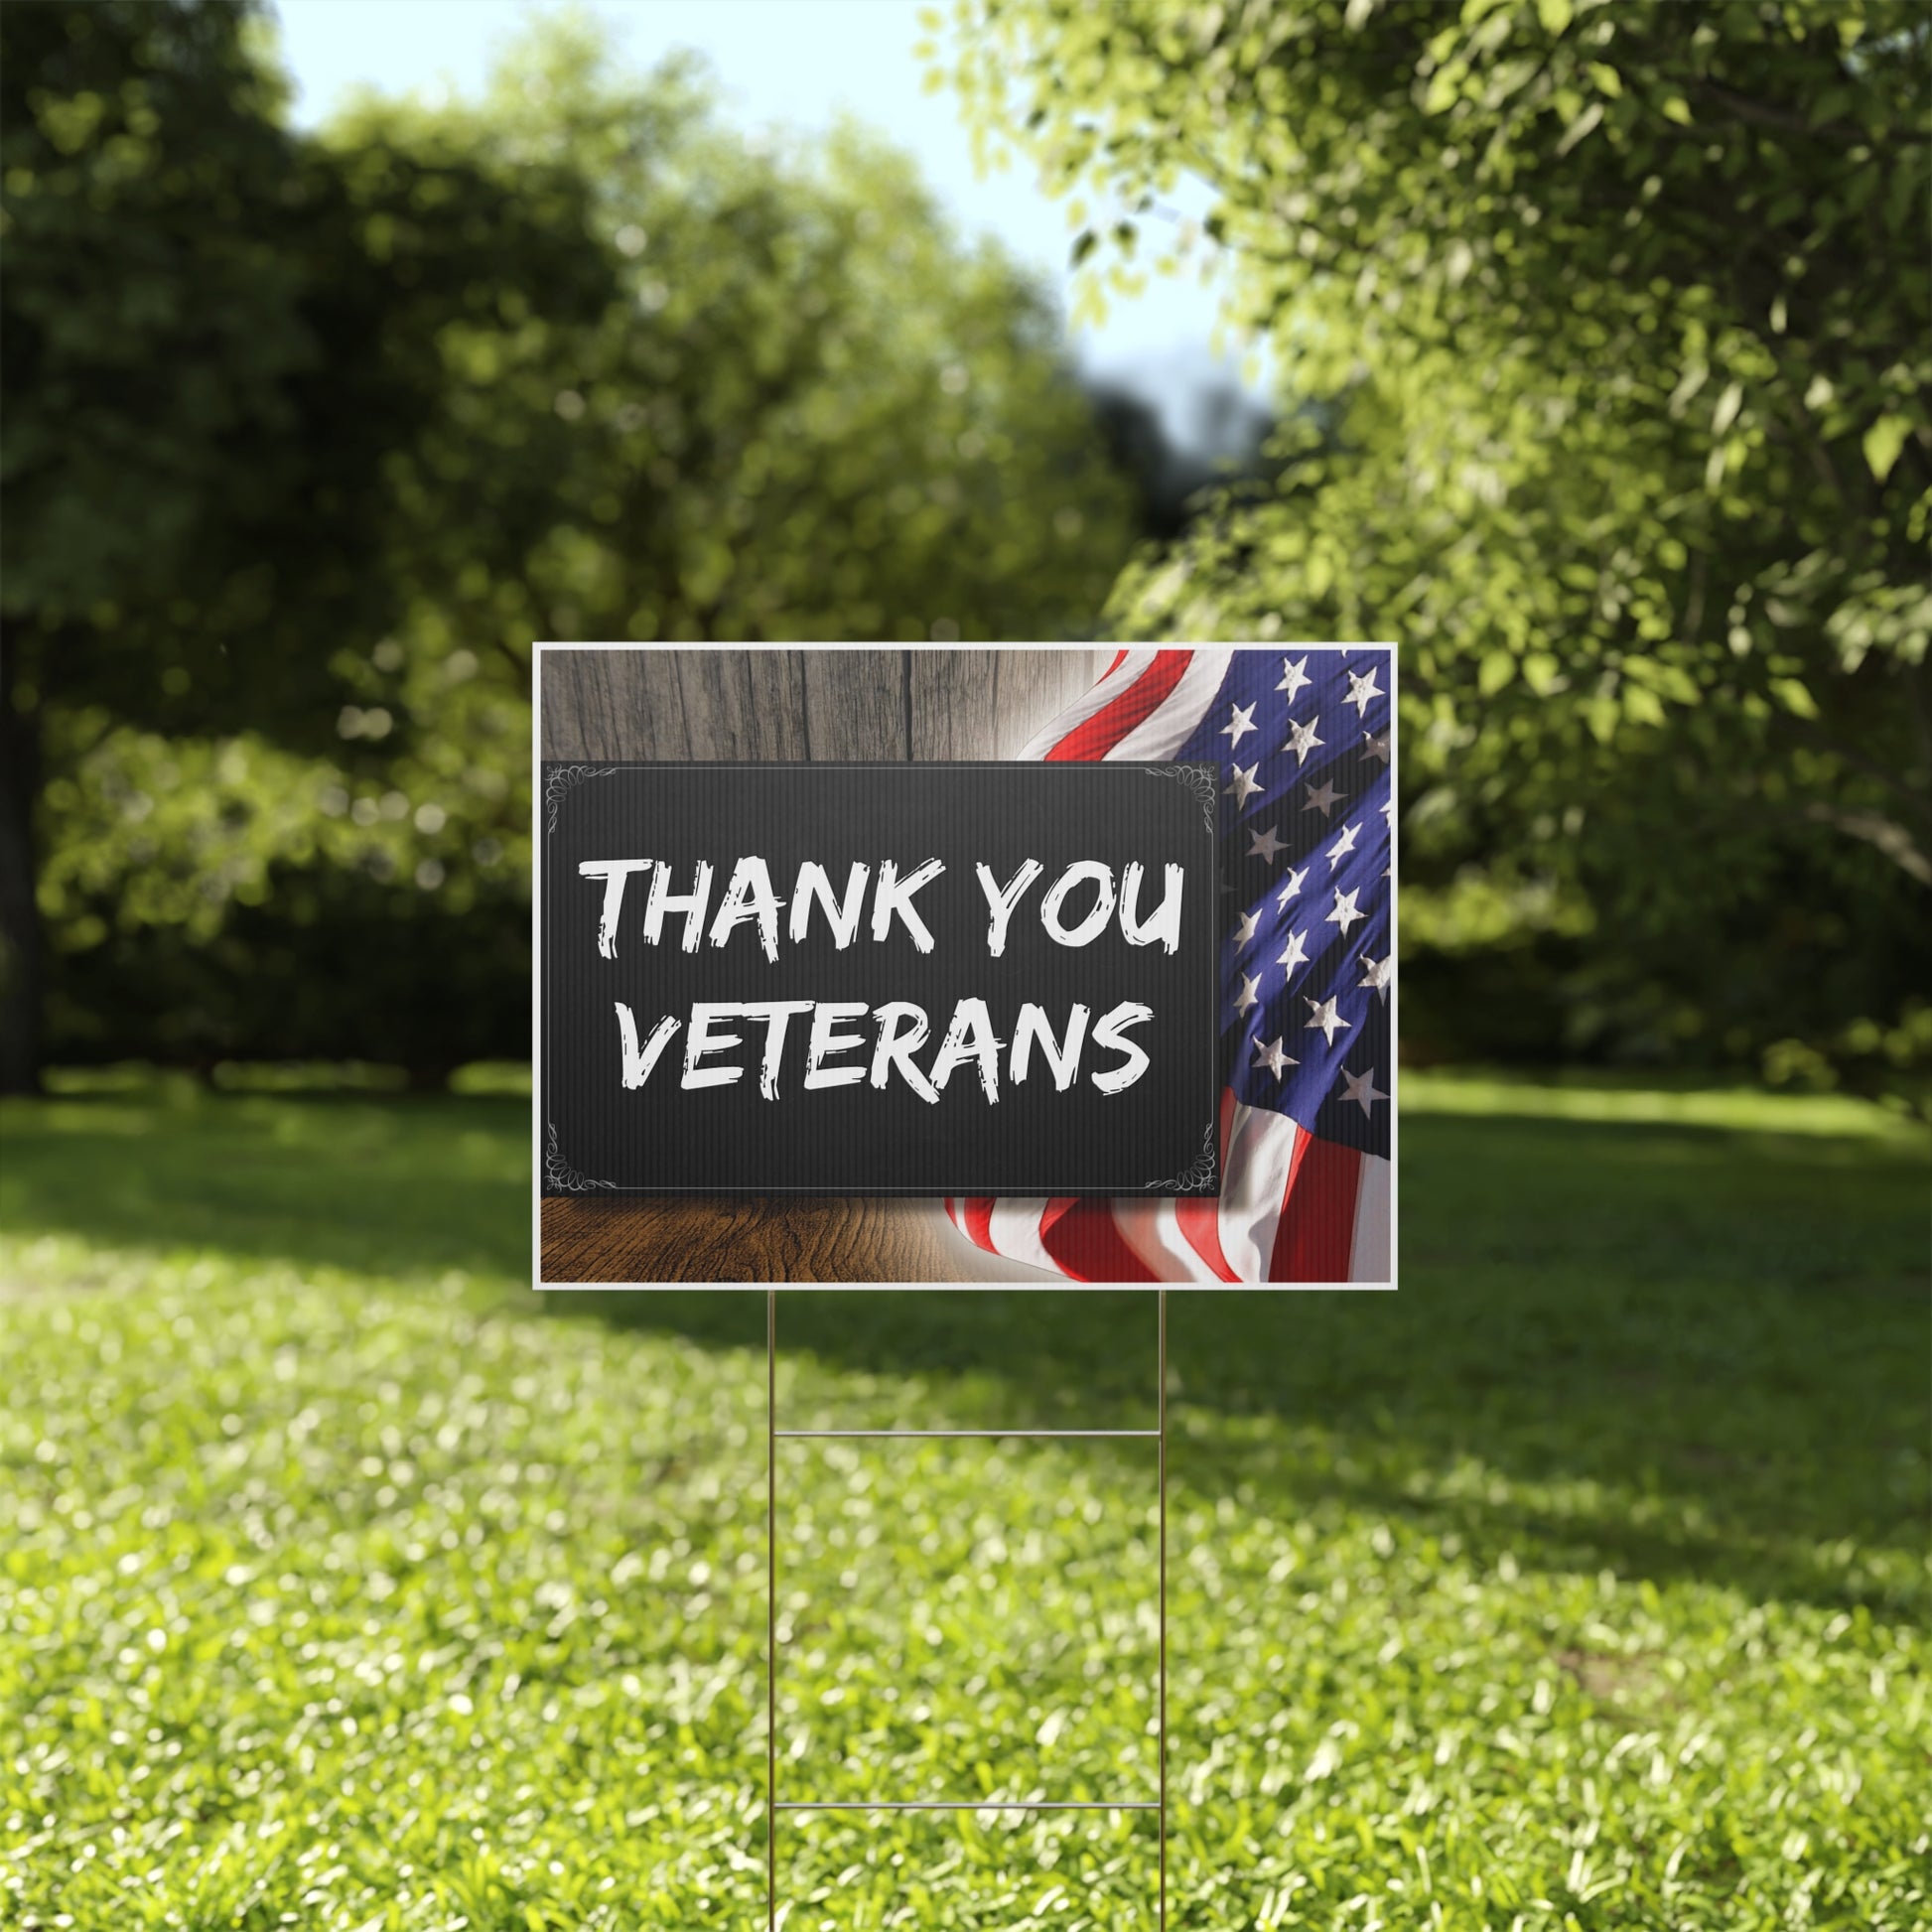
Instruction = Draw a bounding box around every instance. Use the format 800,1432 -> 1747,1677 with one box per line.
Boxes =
0,629 -> 44,1095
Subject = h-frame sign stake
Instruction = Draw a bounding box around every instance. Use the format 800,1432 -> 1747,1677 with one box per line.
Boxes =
765,1290 -> 1168,1927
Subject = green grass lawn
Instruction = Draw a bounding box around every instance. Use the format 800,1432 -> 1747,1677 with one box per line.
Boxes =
2,1075 -> 1927,1929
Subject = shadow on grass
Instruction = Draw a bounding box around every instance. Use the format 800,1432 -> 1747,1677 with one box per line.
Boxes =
579,1111 -> 1930,1619
4,1089 -> 1926,1617
0,1089 -> 533,1287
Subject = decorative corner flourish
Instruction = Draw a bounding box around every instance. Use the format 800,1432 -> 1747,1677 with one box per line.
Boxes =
545,1123 -> 617,1193
1146,1119 -> 1219,1194
1145,761 -> 1218,834
544,762 -> 620,833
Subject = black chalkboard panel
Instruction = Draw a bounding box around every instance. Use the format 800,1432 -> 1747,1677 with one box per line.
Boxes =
538,761 -> 1219,1196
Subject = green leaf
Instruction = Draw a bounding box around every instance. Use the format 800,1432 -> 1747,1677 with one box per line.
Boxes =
1770,677 -> 1820,719
1863,414 -> 1910,483
1622,682 -> 1666,727
1557,101 -> 1603,156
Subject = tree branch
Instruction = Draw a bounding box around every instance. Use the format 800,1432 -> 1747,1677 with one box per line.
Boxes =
1804,801 -> 1932,887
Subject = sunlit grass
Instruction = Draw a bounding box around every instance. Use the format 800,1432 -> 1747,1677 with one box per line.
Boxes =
1404,1067 -> 1927,1142
1,1078 -> 1926,1929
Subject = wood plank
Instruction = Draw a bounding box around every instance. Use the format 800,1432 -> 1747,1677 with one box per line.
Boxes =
546,646 -> 1098,762
541,1196 -> 1054,1284
541,647 -> 817,760
909,646 -> 1107,759
539,648 -> 674,759
664,647 -> 810,759
548,652 -> 819,764
536,647 -> 598,759
800,648 -> 908,760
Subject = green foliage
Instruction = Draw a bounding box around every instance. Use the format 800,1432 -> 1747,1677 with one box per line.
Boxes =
330,14 -> 1139,653
3,1076 -> 1928,1925
6,6 -> 1141,1081
0,0 -> 617,1087
0,0 -> 613,735
938,0 -> 1932,1100
36,711 -> 532,1073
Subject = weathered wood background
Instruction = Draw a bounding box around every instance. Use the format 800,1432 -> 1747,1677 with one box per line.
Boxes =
539,646 -> 1109,1284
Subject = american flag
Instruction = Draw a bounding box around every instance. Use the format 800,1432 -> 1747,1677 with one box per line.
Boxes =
943,646 -> 1394,1285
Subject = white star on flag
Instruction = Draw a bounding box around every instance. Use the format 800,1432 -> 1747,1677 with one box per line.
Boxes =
1326,821 -> 1360,869
1224,761 -> 1264,807
1276,655 -> 1312,701
1252,1035 -> 1297,1080
1344,667 -> 1383,718
1284,715 -> 1324,766
1326,887 -> 1365,934
1364,729 -> 1391,763
1340,1064 -> 1387,1117
1303,778 -> 1342,817
1305,994 -> 1352,1044
1359,952 -> 1394,999
1247,823 -> 1286,863
1234,970 -> 1263,1017
1219,700 -> 1258,749
1275,864 -> 1309,909
1232,907 -> 1260,949
1277,928 -> 1310,976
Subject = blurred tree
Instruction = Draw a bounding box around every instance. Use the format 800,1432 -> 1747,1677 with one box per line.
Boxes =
328,16 -> 1138,655
22,11 -> 1143,1080
0,0 -> 615,1089
1084,374 -> 1280,542
939,0 -> 1931,1101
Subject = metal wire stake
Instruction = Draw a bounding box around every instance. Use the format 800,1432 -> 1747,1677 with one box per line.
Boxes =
766,1288 -> 776,1932
1159,1286 -> 1169,1932
764,1290 -> 1173,1929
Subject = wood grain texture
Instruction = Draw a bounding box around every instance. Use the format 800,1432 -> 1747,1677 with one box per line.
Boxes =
910,647 -> 1107,759
541,648 -> 816,760
801,649 -> 908,760
542,1195 -> 1053,1284
537,645 -> 1098,1284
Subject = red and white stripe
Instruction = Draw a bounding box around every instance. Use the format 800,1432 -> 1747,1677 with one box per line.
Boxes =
945,647 -> 1393,1287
